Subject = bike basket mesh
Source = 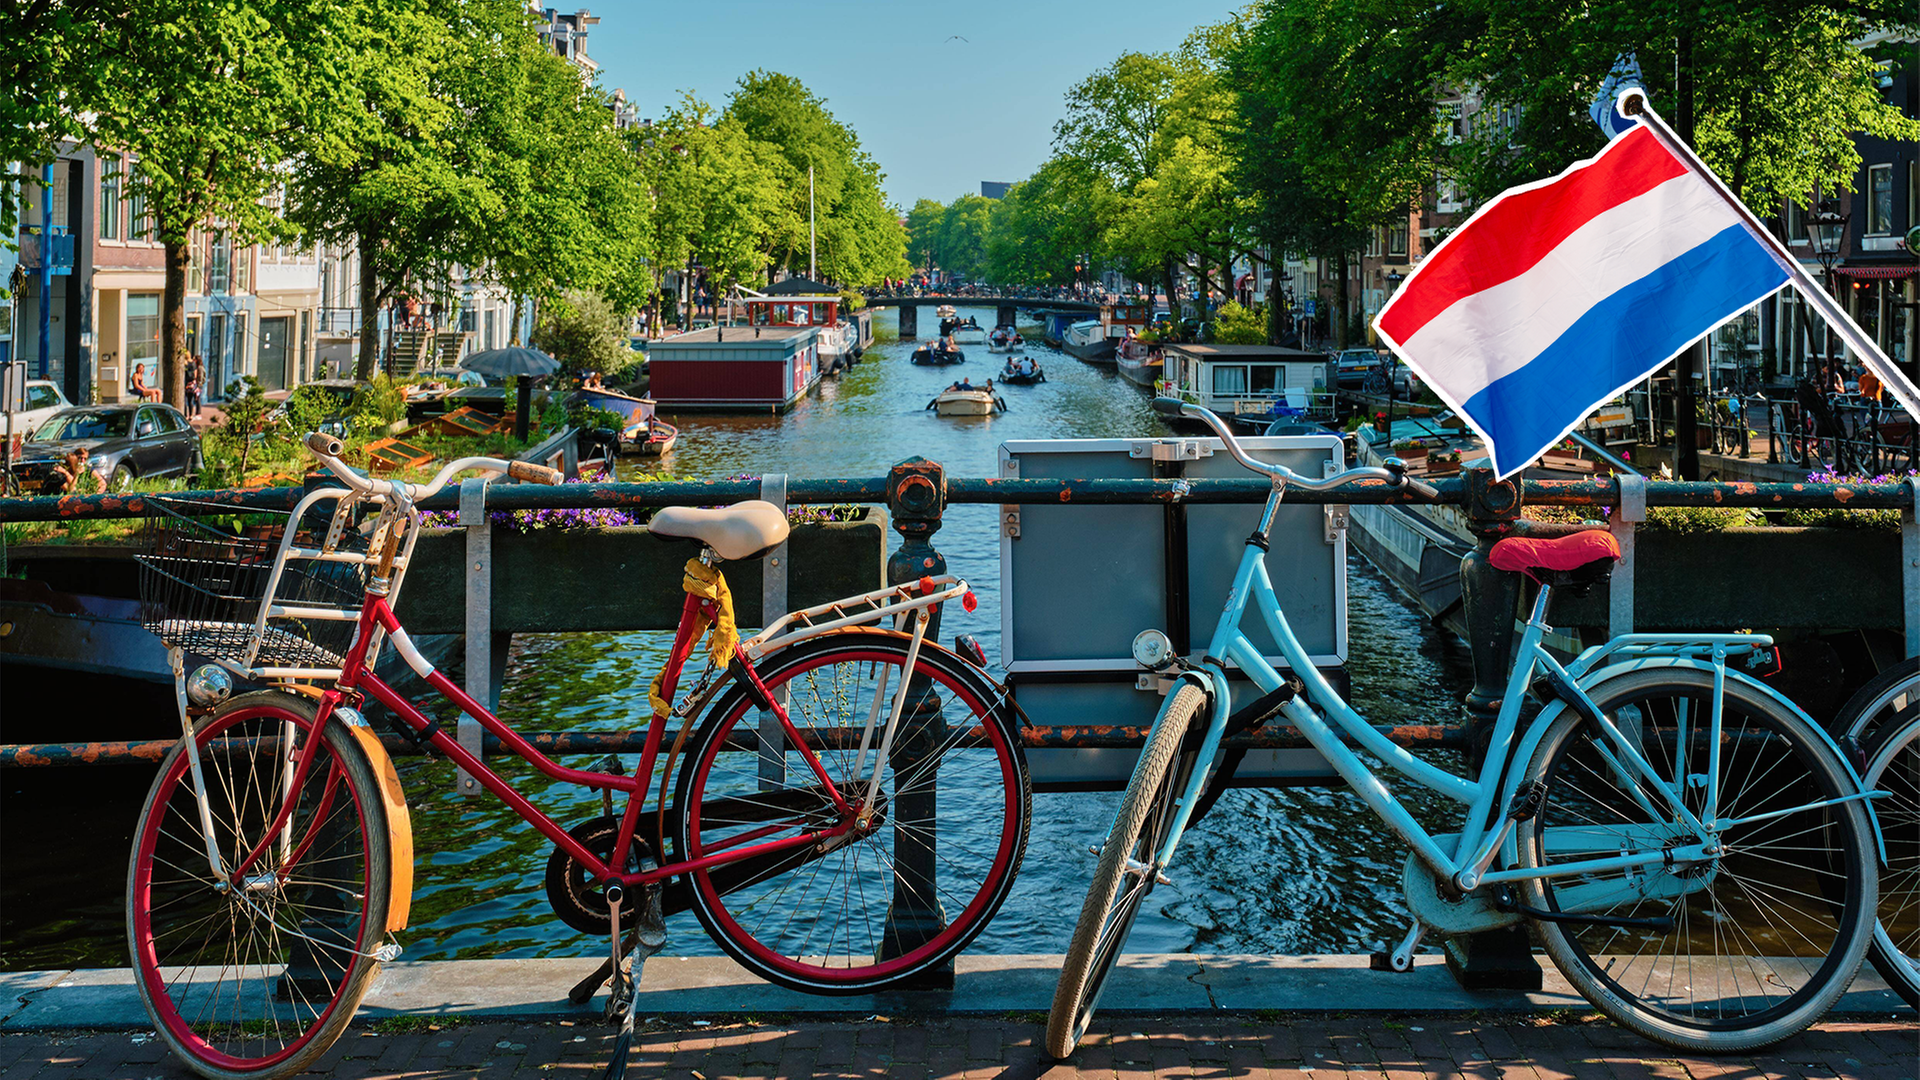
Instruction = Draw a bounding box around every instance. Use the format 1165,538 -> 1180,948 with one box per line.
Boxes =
135,497 -> 369,669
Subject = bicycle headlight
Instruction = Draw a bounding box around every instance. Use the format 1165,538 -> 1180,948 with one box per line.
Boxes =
185,664 -> 233,707
1132,629 -> 1176,670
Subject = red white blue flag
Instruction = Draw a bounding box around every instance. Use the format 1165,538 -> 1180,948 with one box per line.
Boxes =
1374,124 -> 1789,479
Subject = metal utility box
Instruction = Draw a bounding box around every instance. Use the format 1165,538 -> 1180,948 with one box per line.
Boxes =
999,436 -> 1350,789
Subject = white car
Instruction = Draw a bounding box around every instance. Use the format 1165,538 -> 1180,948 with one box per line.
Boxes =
5,379 -> 73,438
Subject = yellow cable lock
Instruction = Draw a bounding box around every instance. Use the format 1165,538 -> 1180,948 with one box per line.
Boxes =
647,558 -> 739,717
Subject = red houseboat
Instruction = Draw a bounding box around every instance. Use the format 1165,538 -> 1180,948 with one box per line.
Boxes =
646,325 -> 821,412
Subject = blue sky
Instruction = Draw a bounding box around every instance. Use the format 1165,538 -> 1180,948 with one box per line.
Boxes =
583,0 -> 1243,210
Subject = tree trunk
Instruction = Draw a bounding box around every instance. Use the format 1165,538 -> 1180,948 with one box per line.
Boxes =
1267,283 -> 1284,345
356,229 -> 379,381
1161,257 -> 1178,324
1332,249 -> 1352,350
511,293 -> 525,346
161,239 -> 189,411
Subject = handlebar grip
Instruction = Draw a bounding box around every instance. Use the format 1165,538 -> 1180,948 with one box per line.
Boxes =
1404,477 -> 1441,500
1152,396 -> 1188,418
306,432 -> 345,457
507,460 -> 566,485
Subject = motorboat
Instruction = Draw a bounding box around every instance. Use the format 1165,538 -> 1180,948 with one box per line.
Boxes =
1000,359 -> 1045,385
624,415 -> 678,456
949,318 -> 987,345
1061,319 -> 1115,362
1115,337 -> 1162,387
989,326 -> 1025,352
927,388 -> 1005,416
910,342 -> 966,365
935,304 -> 958,320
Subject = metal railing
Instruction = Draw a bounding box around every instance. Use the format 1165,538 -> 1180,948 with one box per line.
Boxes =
1627,383 -> 1920,474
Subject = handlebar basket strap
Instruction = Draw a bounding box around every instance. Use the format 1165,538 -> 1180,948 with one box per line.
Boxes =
135,496 -> 371,670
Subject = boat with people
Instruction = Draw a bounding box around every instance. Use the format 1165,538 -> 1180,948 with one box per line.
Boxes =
935,304 -> 958,321
1000,357 -> 1046,385
949,317 -> 986,344
989,325 -> 1025,352
927,384 -> 1007,416
1115,336 -> 1162,387
910,342 -> 966,365
624,415 -> 678,456
1061,319 -> 1114,362
1062,299 -> 1152,362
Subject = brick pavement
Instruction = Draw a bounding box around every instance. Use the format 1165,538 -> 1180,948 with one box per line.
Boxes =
0,1012 -> 1912,1080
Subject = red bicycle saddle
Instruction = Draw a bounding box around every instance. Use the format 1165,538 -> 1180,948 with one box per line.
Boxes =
1488,530 -> 1621,586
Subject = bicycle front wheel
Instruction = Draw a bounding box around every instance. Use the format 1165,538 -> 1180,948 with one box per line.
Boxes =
672,633 -> 1030,994
1045,682 -> 1205,1060
1515,667 -> 1876,1051
1862,713 -> 1919,1008
127,691 -> 391,1080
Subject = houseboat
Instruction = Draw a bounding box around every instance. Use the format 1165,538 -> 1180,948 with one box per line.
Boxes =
646,324 -> 821,412
1156,343 -> 1334,429
745,283 -> 857,373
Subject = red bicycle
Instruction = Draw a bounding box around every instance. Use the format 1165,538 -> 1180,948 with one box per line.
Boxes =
128,433 -> 1030,1079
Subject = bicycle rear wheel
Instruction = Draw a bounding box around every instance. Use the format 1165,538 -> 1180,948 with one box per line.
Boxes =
1862,713 -> 1919,1008
1045,683 -> 1205,1060
128,691 -> 390,1080
1516,667 -> 1876,1051
672,633 -> 1029,994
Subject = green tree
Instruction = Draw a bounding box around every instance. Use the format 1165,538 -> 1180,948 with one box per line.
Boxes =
904,198 -> 946,276
532,289 -> 635,378
1053,50 -> 1186,303
91,0 -> 363,407
936,194 -> 994,282
640,96 -> 783,328
0,0 -> 118,249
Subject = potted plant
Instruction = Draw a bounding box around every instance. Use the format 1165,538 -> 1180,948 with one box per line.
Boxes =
1390,439 -> 1429,463
1427,449 -> 1463,476
1540,438 -> 1593,472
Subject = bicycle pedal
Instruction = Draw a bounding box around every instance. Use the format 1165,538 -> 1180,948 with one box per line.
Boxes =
1507,779 -> 1547,821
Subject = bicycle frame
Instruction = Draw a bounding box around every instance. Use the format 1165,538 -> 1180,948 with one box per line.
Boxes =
213,555 -> 974,898
1145,490 -> 1845,894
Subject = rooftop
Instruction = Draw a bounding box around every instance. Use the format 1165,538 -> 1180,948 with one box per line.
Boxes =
1166,344 -> 1329,360
653,325 -> 815,346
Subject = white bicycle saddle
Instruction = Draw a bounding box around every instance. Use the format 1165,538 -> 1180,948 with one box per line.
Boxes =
647,501 -> 790,561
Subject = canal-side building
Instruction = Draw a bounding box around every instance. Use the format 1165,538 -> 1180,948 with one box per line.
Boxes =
646,325 -> 821,412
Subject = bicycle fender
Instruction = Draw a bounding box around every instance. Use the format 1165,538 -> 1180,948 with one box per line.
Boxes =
344,724 -> 415,932
1503,656 -> 1884,866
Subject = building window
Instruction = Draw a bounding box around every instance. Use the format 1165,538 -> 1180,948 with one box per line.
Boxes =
1387,219 -> 1409,259
127,162 -> 149,239
233,244 -> 250,294
209,231 -> 231,294
1785,198 -> 1808,244
1867,164 -> 1893,235
1212,365 -> 1248,395
188,229 -> 205,294
127,293 -> 162,385
99,156 -> 120,240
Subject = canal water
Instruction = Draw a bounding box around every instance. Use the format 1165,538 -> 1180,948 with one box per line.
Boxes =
0,306 -> 1473,971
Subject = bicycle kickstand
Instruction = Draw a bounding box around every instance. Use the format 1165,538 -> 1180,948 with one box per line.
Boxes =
596,882 -> 666,1080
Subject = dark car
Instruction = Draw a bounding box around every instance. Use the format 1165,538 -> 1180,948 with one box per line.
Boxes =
11,404 -> 202,492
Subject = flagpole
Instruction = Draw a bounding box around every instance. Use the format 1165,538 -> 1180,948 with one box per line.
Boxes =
1621,89 -> 1920,422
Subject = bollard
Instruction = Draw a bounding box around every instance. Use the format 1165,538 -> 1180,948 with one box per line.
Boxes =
878,456 -> 953,988
1448,468 -> 1543,991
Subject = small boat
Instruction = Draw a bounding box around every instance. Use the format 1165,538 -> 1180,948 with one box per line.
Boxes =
935,304 -> 958,320
1000,360 -> 1045,385
926,388 -> 1006,416
1062,319 -> 1115,362
623,416 -> 678,456
950,318 -> 986,345
910,343 -> 966,365
989,326 -> 1024,352
1116,337 -> 1162,387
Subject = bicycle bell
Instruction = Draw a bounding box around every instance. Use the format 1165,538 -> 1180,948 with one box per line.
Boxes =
1131,629 -> 1176,670
185,664 -> 233,707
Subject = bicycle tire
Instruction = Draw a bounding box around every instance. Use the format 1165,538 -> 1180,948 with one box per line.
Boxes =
1045,682 -> 1205,1060
128,691 -> 391,1080
670,632 -> 1030,994
1515,667 -> 1876,1051
1831,655 -> 1920,748
1861,712 -> 1920,1008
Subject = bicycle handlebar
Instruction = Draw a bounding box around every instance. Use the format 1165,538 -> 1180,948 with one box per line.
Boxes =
1152,397 -> 1433,499
302,430 -> 567,501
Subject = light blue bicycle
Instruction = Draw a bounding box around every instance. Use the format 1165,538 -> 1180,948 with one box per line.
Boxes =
1046,399 -> 1882,1057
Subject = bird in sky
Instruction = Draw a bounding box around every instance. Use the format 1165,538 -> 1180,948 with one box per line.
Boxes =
945,35 -> 969,43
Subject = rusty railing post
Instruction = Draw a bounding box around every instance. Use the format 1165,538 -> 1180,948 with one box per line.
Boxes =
878,455 -> 952,987
1448,467 -> 1542,990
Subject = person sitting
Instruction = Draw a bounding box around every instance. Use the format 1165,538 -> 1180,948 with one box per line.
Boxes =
582,370 -> 604,390
959,377 -> 974,391
49,448 -> 97,494
983,379 -> 995,393
1022,357 -> 1037,376
948,381 -> 963,392
128,365 -> 162,403
940,334 -> 956,353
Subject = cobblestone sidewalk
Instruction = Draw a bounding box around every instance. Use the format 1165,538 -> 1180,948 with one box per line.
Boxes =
1,1012 -> 1913,1080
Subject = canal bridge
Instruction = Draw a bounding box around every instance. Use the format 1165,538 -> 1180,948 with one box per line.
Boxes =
861,294 -> 1101,335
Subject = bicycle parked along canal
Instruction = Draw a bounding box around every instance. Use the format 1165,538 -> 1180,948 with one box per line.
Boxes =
1827,657 -> 1920,1009
127,433 -> 1030,1080
1046,399 -> 1884,1058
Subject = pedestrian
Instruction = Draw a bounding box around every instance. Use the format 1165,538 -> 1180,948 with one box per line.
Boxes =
184,354 -> 203,416
1859,363 -> 1883,404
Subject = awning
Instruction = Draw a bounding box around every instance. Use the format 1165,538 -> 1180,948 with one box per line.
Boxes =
1234,273 -> 1253,288
1835,265 -> 1917,280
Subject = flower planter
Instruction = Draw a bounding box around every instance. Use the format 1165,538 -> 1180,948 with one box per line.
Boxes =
1427,459 -> 1461,476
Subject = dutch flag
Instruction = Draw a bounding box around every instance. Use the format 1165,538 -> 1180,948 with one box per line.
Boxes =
1375,124 -> 1790,479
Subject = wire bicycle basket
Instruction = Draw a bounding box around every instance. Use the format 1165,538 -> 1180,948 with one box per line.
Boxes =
136,495 -> 371,672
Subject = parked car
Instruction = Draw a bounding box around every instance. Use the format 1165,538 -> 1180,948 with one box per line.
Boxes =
4,379 -> 73,439
1334,348 -> 1385,389
10,404 -> 202,492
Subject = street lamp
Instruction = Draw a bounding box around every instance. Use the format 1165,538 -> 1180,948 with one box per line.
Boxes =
1805,200 -> 1848,375
1382,271 -> 1407,438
